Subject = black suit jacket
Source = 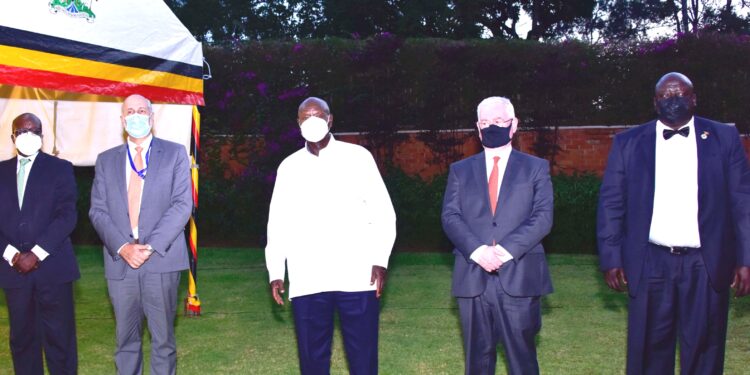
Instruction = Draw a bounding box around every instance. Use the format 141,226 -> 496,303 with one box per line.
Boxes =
597,117 -> 750,296
442,149 -> 554,298
0,152 -> 80,288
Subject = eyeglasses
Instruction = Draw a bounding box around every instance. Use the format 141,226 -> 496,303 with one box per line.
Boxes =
12,128 -> 42,137
477,118 -> 513,128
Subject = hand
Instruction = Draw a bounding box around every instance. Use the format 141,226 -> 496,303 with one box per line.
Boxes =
270,279 -> 285,305
731,266 -> 750,298
13,252 -> 39,274
371,266 -> 387,298
476,246 -> 503,273
119,243 -> 152,269
604,268 -> 628,292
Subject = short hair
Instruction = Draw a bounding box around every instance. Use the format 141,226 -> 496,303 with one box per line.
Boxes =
477,97 -> 515,119
298,97 -> 330,115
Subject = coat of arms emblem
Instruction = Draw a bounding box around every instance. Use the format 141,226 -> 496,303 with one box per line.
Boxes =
49,0 -> 96,22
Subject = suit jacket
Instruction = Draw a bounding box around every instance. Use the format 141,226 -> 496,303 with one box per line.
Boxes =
0,152 -> 80,288
442,149 -> 554,298
597,117 -> 750,296
89,137 -> 192,280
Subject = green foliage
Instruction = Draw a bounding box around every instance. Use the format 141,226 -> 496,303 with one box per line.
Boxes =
545,173 -> 601,254
202,33 -> 750,140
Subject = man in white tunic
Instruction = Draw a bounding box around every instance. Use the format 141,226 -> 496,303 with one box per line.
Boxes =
265,97 -> 396,375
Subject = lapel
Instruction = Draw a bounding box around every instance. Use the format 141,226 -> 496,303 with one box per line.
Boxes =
4,156 -> 20,212
115,145 -> 129,210
20,153 -> 45,214
141,137 -> 164,207
470,152 -> 492,217
693,117 -> 717,227
636,121 -> 657,217
496,150 -> 520,219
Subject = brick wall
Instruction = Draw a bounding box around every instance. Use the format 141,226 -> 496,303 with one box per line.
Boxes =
206,126 -> 750,180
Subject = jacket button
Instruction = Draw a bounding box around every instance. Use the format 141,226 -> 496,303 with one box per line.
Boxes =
492,222 -> 497,227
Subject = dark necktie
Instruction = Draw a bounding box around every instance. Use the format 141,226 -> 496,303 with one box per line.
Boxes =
663,127 -> 689,140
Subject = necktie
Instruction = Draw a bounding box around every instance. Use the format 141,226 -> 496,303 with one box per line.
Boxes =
663,127 -> 689,140
489,156 -> 500,215
128,146 -> 144,233
17,158 -> 30,208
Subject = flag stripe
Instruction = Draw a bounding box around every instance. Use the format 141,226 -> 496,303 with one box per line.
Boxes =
0,45 -> 202,94
0,25 -> 202,78
0,64 -> 204,105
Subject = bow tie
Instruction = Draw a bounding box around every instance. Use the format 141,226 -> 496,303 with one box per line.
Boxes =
663,127 -> 689,140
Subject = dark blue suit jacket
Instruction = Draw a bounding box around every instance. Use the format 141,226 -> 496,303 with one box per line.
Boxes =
442,150 -> 554,298
597,117 -> 750,296
0,152 -> 80,288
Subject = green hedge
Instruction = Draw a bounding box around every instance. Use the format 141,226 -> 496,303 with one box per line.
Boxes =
203,32 -> 750,137
71,167 -> 601,254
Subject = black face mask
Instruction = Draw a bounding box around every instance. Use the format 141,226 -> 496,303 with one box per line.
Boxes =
480,125 -> 512,148
656,96 -> 693,125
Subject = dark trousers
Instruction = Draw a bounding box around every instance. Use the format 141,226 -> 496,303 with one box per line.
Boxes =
292,291 -> 379,375
3,280 -> 77,375
456,277 -> 542,375
627,245 -> 729,375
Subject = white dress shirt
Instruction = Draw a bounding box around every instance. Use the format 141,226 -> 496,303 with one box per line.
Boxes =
470,144 -> 514,264
3,151 -> 50,265
649,118 -> 701,247
125,135 -> 152,241
265,137 -> 397,299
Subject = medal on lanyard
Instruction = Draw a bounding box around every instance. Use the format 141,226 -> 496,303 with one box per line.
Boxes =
127,143 -> 152,179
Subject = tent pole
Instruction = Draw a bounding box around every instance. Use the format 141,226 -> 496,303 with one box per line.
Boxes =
185,105 -> 201,316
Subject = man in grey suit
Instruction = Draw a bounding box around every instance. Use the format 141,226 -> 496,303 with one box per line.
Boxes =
90,94 -> 192,375
442,97 -> 554,375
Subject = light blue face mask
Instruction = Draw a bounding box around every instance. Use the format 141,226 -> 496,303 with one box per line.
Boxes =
125,114 -> 152,139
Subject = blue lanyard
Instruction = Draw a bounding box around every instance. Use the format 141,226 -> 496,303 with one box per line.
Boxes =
127,143 -> 152,179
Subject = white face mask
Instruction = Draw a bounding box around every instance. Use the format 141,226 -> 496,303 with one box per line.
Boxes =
15,132 -> 42,156
300,116 -> 330,143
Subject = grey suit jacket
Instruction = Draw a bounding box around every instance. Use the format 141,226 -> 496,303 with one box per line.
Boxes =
89,137 -> 192,280
442,150 -> 554,298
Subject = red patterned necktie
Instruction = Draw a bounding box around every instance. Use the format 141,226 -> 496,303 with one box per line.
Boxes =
128,146 -> 144,232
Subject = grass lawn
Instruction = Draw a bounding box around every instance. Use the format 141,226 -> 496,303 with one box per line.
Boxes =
0,247 -> 748,374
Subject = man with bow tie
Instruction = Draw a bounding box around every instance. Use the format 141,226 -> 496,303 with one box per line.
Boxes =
597,72 -> 750,374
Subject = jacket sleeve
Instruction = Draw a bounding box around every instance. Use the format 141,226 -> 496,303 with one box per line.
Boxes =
726,125 -> 750,267
597,135 -> 627,271
441,163 -> 484,261
497,159 -> 554,260
89,153 -> 131,258
144,148 -> 193,256
35,160 -> 78,253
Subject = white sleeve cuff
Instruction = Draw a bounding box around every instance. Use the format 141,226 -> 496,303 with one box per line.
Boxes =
3,244 -> 20,266
469,245 -> 486,263
31,245 -> 50,261
495,245 -> 514,263
116,243 -> 128,254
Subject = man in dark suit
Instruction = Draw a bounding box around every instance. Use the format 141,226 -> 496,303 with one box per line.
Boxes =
90,94 -> 192,375
0,113 -> 79,374
597,72 -> 750,374
442,96 -> 554,375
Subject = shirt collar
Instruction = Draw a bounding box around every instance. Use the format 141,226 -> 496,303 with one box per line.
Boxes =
127,134 -> 153,153
483,144 -> 512,161
305,135 -> 337,157
17,151 -> 39,163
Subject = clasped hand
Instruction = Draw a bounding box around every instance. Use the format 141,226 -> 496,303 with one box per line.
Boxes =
119,243 -> 153,269
475,245 -> 505,273
12,252 -> 39,274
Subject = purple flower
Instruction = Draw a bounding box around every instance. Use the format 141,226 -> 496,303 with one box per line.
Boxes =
256,82 -> 268,96
239,70 -> 256,80
293,43 -> 304,53
277,86 -> 308,100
